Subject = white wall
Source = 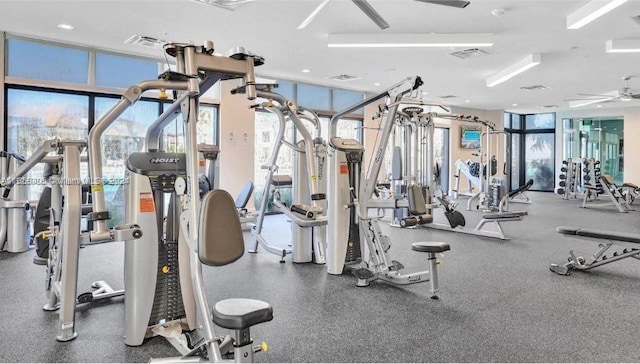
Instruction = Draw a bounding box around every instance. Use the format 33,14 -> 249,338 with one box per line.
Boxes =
217,79 -> 256,201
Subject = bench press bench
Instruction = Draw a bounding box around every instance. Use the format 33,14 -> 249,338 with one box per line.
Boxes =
550,226 -> 640,275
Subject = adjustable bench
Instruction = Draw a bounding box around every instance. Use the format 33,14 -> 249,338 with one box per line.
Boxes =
550,225 -> 640,275
582,175 -> 632,213
499,179 -> 533,213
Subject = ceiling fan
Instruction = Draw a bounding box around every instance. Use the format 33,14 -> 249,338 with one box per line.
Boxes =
298,0 -> 471,30
566,76 -> 640,108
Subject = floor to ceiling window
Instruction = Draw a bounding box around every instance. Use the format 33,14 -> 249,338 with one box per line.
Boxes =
505,112 -> 556,192
4,36 -> 218,226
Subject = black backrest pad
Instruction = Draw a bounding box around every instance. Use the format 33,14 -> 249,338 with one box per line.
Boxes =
408,184 -> 428,216
235,181 -> 254,209
199,190 -> 245,266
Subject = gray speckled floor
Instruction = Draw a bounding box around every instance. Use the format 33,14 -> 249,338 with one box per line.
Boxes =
1,192 -> 639,363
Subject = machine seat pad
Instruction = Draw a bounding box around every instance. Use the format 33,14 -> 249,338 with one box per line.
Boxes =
212,298 -> 274,330
584,183 -> 599,190
623,182 -> 639,190
482,211 -> 527,219
411,242 -> 450,253
557,226 -> 640,244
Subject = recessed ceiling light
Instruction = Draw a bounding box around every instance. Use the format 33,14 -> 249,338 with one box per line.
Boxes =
465,100 -> 471,103
374,82 -> 381,86
301,69 -> 311,73
422,91 -> 429,95
597,104 -> 603,108
57,23 -> 74,30
491,8 -> 505,17
511,103 -> 518,106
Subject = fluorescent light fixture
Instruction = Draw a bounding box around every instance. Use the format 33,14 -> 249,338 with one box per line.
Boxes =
567,0 -> 629,29
486,54 -> 541,88
568,91 -> 618,108
606,39 -> 640,53
57,23 -> 74,30
327,33 -> 493,48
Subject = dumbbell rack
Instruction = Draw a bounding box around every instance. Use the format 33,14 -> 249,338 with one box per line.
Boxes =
582,158 -> 602,200
557,158 -> 581,199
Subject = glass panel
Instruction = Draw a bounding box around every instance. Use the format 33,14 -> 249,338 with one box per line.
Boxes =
320,117 -> 362,143
525,113 -> 555,130
95,53 -> 159,89
6,89 -> 89,199
333,89 -> 364,114
434,128 -> 449,194
7,39 -> 89,84
577,118 -> 624,184
274,80 -> 295,101
510,133 -> 521,191
511,114 -> 521,130
254,111 -> 295,210
297,84 -> 331,111
95,97 -> 160,227
161,104 -> 217,153
503,112 -> 511,129
525,133 -> 555,191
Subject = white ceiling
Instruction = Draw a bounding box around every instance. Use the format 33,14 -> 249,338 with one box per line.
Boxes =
1,0 -> 640,114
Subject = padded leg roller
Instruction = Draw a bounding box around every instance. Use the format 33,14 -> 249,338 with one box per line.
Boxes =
411,242 -> 450,299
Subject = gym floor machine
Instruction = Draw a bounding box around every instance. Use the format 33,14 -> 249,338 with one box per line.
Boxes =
242,84 -> 328,264
388,106 -> 530,241
88,41 -> 272,362
1,138 -> 142,342
326,76 -> 450,299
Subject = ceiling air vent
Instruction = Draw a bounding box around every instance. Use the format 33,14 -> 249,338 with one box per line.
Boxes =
520,85 -> 548,91
449,48 -> 494,60
124,35 -> 167,49
328,74 -> 361,82
191,0 -> 255,10
438,95 -> 457,99
541,104 -> 558,108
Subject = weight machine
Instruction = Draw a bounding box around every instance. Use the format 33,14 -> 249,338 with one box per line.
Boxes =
240,84 -> 328,264
326,76 -> 450,298
88,41 -> 272,362
0,138 -> 141,342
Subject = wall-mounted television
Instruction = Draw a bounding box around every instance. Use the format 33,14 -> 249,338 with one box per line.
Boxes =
460,125 -> 482,149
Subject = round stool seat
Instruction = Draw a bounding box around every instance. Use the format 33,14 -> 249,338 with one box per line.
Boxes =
411,242 -> 450,253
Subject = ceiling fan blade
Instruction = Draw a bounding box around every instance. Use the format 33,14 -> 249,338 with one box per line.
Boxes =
352,0 -> 390,29
414,0 -> 471,9
298,0 -> 331,30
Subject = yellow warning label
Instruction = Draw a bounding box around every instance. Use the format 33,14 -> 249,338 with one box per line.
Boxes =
311,175 -> 318,180
91,184 -> 104,192
140,192 -> 155,213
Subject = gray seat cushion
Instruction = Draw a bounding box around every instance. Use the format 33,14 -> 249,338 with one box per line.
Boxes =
412,242 -> 450,253
212,298 -> 274,330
